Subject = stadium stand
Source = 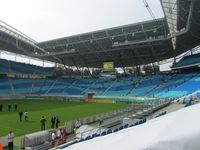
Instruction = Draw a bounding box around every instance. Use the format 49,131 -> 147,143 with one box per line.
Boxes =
11,78 -> 32,95
103,76 -> 138,96
130,75 -> 164,97
0,58 -> 55,75
173,53 -> 200,69
0,59 -> 10,73
32,79 -> 54,95
0,77 -> 13,95
0,72 -> 200,101
83,78 -> 114,96
49,78 -> 78,95
155,73 -> 197,99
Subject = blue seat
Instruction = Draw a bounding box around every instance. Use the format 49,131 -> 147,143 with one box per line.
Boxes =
113,128 -> 119,132
139,120 -> 143,124
85,136 -> 92,140
118,126 -> 124,130
123,124 -> 129,128
143,118 -> 146,123
107,129 -> 112,134
92,133 -> 97,138
79,138 -> 85,142
134,122 -> 139,126
129,124 -> 134,127
101,131 -> 107,136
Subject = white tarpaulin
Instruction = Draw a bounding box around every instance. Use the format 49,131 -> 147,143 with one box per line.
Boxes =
76,125 -> 105,140
64,103 -> 200,150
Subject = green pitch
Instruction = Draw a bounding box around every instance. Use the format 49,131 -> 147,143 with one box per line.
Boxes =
0,100 -> 128,137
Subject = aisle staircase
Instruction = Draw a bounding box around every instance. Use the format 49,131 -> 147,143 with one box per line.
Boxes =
126,77 -> 142,96
45,78 -> 59,94
81,78 -> 99,95
8,78 -> 15,95
101,78 -> 118,95
62,79 -> 79,93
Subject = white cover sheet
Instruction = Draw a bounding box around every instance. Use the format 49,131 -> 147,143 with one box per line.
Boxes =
65,103 -> 200,150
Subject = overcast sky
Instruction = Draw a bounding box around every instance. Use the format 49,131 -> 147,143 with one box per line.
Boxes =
0,0 -> 164,42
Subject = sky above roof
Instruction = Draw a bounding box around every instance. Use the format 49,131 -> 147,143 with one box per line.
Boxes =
0,0 -> 164,42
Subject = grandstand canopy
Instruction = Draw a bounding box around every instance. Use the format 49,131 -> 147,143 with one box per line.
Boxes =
0,0 -> 199,68
38,18 -> 172,68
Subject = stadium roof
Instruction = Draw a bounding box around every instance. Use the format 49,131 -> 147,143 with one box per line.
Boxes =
38,18 -> 171,68
0,0 -> 199,68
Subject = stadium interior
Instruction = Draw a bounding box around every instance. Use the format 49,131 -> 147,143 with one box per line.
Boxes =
0,0 -> 200,150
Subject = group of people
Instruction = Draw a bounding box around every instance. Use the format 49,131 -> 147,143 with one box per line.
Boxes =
18,111 -> 28,122
0,104 -> 18,112
40,115 -> 60,131
51,128 -> 67,147
51,116 -> 60,129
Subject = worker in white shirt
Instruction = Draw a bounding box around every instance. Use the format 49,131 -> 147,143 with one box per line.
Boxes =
7,131 -> 14,150
24,111 -> 28,121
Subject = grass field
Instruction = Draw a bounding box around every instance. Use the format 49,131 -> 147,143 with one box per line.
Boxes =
0,100 -> 128,137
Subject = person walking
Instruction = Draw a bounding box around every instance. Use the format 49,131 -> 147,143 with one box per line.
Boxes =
19,111 -> 23,122
40,116 -> 46,130
7,131 -> 14,150
55,116 -> 60,128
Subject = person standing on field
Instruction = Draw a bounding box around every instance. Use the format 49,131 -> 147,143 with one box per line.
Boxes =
0,104 -> 3,112
19,111 -> 23,122
40,116 -> 46,130
24,111 -> 28,121
8,105 -> 11,112
14,104 -> 18,111
55,116 -> 60,128
51,116 -> 56,128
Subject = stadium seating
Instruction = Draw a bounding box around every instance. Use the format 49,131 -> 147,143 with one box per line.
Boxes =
0,59 -> 10,73
0,77 -> 13,95
155,73 -> 198,99
160,75 -> 200,98
84,78 -> 114,96
48,78 -> 74,95
12,78 -> 32,94
103,76 -> 138,96
1,73 -> 200,99
32,79 -> 54,95
0,58 -> 54,75
173,53 -> 200,69
130,75 -> 163,97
